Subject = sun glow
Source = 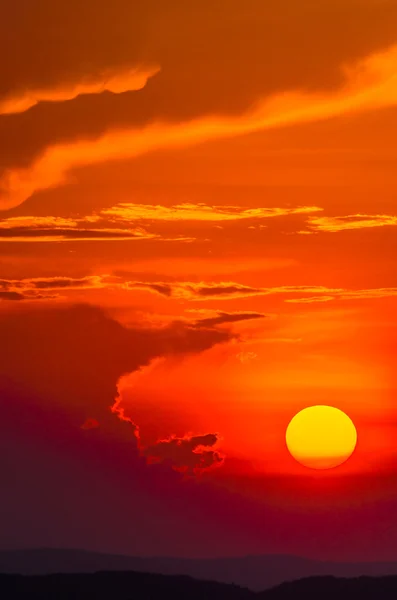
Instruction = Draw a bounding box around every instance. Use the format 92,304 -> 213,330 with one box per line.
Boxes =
286,406 -> 357,470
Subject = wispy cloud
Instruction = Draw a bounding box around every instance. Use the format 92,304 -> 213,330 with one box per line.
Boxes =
0,275 -> 109,300
0,65 -> 159,115
128,280 -> 397,305
0,216 -> 80,229
101,203 -> 322,223
0,228 -> 160,243
0,215 -> 193,243
0,203 -> 321,243
3,273 -> 397,307
288,288 -> 397,304
303,213 -> 397,233
126,281 -> 345,301
189,311 -> 267,328
2,45 -> 397,210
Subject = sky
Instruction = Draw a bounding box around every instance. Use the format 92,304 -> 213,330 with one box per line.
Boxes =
1,0 -> 397,560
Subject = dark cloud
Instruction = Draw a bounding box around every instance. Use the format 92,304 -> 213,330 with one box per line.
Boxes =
194,284 -> 262,298
0,304 -> 243,554
80,418 -> 100,430
145,433 -> 224,475
0,276 -> 102,290
0,306 -> 232,426
0,228 -> 149,240
140,283 -> 173,297
0,1 -> 150,100
129,281 -> 264,300
193,311 -> 266,328
0,276 -> 105,300
1,0 -> 396,171
0,291 -> 26,301
29,277 -> 100,290
0,304 -> 234,465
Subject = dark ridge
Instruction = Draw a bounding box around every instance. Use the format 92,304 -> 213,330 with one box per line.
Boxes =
3,548 -> 397,591
0,571 -> 251,600
262,575 -> 397,599
2,571 -> 397,600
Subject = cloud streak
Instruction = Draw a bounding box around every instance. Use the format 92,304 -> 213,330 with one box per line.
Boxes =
127,281 -> 344,301
287,288 -> 397,304
101,203 -> 322,223
0,276 -> 108,300
2,45 -> 397,210
0,65 -> 159,115
0,215 -> 194,243
303,214 -> 397,233
128,280 -> 397,304
0,204 -> 321,242
3,274 -> 397,306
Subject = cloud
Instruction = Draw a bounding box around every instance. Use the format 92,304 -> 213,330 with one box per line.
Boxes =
0,228 -> 159,243
129,280 -> 397,305
0,215 -> 159,241
191,311 -> 266,328
23,277 -> 106,290
101,203 -> 322,223
127,281 -> 344,301
0,216 -> 80,229
303,214 -> 397,233
2,0 -> 396,170
80,418 -> 100,431
128,281 -> 263,300
144,433 -> 224,475
0,214 -> 196,243
4,275 -> 397,307
287,288 -> 397,304
0,204 -> 319,242
236,351 -> 258,364
0,304 -> 239,474
0,66 -> 159,115
0,276 -> 108,300
286,296 -> 337,304
0,291 -> 32,301
2,44 -> 397,209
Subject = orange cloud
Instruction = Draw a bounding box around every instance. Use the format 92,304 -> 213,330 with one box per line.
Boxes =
0,229 -> 159,243
0,204 -> 319,242
286,296 -> 337,304
0,276 -> 110,300
128,280 -> 397,305
303,214 -> 397,233
287,289 -> 397,304
0,65 -> 160,115
0,216 -> 79,229
101,203 -> 322,223
2,44 -> 397,210
0,214 -> 194,243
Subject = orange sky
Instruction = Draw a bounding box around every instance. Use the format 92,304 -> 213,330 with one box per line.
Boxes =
1,0 -> 397,559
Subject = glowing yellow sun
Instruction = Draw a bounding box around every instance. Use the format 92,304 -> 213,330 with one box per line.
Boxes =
286,406 -> 357,470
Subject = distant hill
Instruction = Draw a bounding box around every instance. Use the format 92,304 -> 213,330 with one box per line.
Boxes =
263,575 -> 397,600
0,571 -> 251,600
2,549 -> 397,591
2,571 -> 397,600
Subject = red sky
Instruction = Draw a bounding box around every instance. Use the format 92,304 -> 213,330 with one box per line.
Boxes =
1,0 -> 397,560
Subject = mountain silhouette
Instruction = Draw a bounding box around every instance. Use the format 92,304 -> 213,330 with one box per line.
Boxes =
2,571 -> 397,599
2,549 -> 397,591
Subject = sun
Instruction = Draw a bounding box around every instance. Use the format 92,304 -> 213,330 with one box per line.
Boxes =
286,406 -> 357,470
